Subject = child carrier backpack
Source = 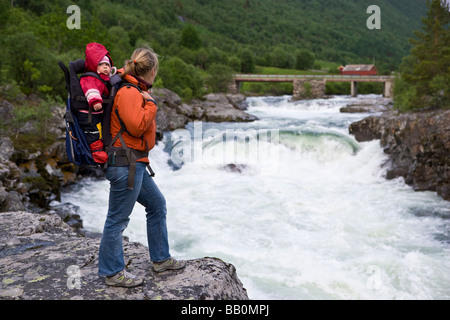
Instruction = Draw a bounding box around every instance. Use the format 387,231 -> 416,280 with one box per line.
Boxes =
58,59 -> 155,188
58,59 -> 121,169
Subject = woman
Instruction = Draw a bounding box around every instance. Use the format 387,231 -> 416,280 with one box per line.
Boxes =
98,47 -> 185,287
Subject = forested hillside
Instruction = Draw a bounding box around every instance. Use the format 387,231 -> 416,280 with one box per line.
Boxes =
0,0 -> 428,101
172,0 -> 427,67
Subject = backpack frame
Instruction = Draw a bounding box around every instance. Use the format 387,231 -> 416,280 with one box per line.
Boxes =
58,59 -> 119,168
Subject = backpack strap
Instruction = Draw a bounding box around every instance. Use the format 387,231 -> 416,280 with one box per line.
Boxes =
80,72 -> 110,87
109,81 -> 143,145
119,81 -> 142,93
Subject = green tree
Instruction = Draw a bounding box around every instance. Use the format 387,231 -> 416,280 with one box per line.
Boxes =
206,63 -> 234,92
239,48 -> 255,73
158,56 -> 205,100
195,47 -> 209,69
397,0 -> 450,110
271,46 -> 295,69
180,25 -> 202,50
207,47 -> 229,68
295,49 -> 315,70
228,56 -> 241,72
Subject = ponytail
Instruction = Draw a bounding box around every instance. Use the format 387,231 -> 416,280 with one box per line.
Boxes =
122,46 -> 159,78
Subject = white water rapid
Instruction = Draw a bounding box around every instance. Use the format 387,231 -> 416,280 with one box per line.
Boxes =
61,95 -> 450,300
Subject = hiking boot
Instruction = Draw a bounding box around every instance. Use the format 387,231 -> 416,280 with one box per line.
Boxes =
152,257 -> 186,273
105,269 -> 144,288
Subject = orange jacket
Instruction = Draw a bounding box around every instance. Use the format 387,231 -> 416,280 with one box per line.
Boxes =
110,71 -> 157,163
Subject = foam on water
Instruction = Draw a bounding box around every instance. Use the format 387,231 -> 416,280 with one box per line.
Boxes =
62,95 -> 450,300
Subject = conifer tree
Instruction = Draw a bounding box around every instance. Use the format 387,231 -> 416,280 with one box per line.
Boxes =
401,0 -> 450,109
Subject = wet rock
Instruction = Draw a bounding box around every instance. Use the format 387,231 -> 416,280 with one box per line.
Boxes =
199,93 -> 257,123
223,164 -> 250,174
0,211 -> 249,300
348,116 -> 382,142
154,90 -> 257,132
349,109 -> 450,201
156,103 -> 191,132
340,104 -> 385,113
226,93 -> 249,111
202,104 -> 257,123
340,96 -> 393,113
48,202 -> 83,232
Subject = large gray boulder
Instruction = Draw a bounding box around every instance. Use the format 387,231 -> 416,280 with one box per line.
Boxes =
0,211 -> 249,300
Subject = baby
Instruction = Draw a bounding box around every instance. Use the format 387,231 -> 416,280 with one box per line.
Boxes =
78,42 -> 114,164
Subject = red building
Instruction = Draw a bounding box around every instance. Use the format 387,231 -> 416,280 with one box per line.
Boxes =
339,64 -> 378,76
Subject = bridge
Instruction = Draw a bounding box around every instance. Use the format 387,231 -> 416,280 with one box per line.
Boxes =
232,74 -> 396,99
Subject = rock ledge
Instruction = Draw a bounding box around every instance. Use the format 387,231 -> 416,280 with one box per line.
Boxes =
0,211 -> 249,300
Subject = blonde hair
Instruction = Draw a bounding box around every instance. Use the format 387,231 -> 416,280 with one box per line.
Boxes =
123,46 -> 159,78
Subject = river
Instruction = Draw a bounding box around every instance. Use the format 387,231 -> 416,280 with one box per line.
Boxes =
61,94 -> 450,300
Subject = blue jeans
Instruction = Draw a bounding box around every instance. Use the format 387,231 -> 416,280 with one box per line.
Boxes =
98,162 -> 171,276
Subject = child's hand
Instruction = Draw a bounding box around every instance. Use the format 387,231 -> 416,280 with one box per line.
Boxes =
142,91 -> 152,101
93,103 -> 102,111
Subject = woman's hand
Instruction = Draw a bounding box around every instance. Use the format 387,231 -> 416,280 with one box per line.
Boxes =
141,91 -> 152,101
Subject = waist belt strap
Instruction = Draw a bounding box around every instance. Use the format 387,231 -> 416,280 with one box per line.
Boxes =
127,149 -> 137,190
106,146 -> 155,189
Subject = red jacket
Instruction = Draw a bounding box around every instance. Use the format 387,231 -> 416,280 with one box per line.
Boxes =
80,43 -> 113,109
110,71 -> 158,163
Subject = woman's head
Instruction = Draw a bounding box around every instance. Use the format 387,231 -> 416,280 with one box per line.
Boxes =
123,46 -> 159,83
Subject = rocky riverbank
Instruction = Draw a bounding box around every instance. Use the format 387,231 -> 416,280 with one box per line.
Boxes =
349,108 -> 450,201
0,211 -> 249,300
